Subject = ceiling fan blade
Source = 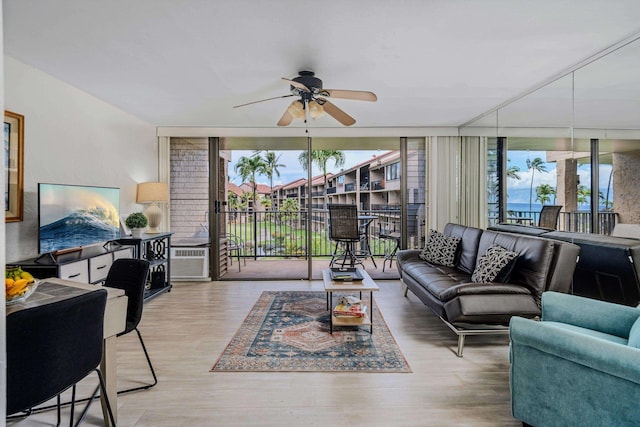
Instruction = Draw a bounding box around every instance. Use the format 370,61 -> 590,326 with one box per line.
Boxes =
233,94 -> 294,108
323,89 -> 377,102
277,109 -> 294,126
282,77 -> 311,92
321,100 -> 356,126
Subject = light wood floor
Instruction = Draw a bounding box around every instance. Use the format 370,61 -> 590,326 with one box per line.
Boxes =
8,279 -> 521,427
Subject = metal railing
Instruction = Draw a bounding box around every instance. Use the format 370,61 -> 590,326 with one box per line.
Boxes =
497,209 -> 618,235
222,209 -> 409,260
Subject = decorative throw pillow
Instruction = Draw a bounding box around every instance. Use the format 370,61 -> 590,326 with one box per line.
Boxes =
419,230 -> 461,267
471,245 -> 519,283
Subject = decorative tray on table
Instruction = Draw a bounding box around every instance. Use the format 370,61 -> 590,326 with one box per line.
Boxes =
330,267 -> 364,282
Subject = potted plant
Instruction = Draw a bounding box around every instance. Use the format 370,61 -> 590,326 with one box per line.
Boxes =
125,212 -> 148,237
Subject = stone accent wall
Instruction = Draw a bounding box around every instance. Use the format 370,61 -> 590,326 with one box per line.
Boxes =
170,138 -> 209,241
556,158 -> 578,212
613,150 -> 640,224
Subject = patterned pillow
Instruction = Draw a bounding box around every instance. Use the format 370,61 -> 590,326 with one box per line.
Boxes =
419,230 -> 461,267
471,245 -> 519,283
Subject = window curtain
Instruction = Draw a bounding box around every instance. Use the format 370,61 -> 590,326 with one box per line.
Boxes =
458,136 -> 488,228
427,136 -> 488,232
427,136 -> 459,232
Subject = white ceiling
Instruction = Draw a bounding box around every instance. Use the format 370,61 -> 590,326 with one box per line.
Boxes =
4,0 -> 640,130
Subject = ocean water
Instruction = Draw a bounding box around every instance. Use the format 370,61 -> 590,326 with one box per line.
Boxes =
505,202 -> 606,213
39,211 -> 118,253
507,202 -> 544,213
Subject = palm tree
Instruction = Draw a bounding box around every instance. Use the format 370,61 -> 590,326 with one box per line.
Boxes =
526,157 -> 548,211
577,185 -> 590,208
535,184 -> 556,206
507,165 -> 521,181
298,150 -> 346,205
259,151 -> 285,196
234,155 -> 266,208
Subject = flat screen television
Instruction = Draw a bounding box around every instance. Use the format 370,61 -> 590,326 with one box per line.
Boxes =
38,183 -> 120,254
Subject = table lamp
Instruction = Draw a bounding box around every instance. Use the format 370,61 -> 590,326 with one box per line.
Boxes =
136,182 -> 169,234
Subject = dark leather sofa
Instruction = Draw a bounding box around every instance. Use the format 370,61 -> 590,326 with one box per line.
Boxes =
397,223 -> 580,356
489,224 -> 640,307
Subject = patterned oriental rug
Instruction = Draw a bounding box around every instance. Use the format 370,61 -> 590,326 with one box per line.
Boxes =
211,291 -> 411,373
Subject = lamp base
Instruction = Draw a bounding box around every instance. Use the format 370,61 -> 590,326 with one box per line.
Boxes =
144,204 -> 163,234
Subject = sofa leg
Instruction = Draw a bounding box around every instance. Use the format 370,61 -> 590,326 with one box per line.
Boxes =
456,334 -> 465,357
402,284 -> 408,297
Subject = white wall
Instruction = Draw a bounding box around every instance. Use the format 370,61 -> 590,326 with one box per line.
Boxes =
1,1 -> 7,418
4,56 -> 158,262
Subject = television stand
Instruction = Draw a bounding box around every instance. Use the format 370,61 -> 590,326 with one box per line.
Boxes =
15,244 -> 135,285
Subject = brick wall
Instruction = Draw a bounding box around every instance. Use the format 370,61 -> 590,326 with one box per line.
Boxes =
170,138 -> 209,241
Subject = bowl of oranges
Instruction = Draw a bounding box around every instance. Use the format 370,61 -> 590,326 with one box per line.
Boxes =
5,266 -> 39,305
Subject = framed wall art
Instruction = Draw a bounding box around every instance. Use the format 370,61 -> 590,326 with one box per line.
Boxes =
4,110 -> 24,222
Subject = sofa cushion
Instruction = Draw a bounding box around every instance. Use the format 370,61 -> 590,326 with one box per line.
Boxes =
419,230 -> 461,267
477,230 -> 554,302
471,245 -> 519,283
629,317 -> 640,348
443,223 -> 483,274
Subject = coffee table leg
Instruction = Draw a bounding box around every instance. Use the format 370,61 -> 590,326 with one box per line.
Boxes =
329,292 -> 333,334
370,291 -> 373,334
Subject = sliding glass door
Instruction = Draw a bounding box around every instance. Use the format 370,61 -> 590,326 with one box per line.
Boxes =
207,135 -> 423,281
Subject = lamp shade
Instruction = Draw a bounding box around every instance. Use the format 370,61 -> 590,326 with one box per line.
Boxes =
136,182 -> 169,204
136,182 -> 168,234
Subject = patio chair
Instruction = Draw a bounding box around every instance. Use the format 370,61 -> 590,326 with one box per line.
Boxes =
227,234 -> 245,272
328,204 -> 363,268
539,205 -> 562,229
378,220 -> 401,272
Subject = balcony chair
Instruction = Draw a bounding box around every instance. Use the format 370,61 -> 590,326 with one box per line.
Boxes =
104,258 -> 158,394
328,204 -> 364,268
538,204 -> 562,229
6,289 -> 117,427
378,220 -> 401,272
226,234 -> 246,272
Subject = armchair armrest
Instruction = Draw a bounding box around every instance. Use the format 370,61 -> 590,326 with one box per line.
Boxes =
542,291 -> 640,338
510,316 -> 640,385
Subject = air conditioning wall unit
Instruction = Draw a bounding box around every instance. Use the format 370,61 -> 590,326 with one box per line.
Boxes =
171,247 -> 209,280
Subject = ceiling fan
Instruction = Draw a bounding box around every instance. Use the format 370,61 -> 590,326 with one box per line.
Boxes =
233,71 -> 377,126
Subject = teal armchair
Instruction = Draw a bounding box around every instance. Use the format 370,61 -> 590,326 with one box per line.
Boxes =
509,291 -> 640,427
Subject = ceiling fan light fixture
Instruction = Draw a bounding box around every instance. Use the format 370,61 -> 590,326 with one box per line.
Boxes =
308,100 -> 324,119
287,100 -> 305,120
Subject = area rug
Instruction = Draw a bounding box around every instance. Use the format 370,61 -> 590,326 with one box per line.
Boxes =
211,291 -> 411,373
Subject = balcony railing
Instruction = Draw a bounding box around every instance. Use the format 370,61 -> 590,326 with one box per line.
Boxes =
222,207 -> 618,263
222,208 -> 408,260
326,187 -> 337,194
344,183 -> 356,192
493,209 -> 619,235
371,181 -> 385,190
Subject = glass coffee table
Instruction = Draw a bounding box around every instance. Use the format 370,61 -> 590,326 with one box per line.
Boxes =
322,268 -> 379,334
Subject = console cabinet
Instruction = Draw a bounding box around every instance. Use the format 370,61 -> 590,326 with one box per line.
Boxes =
15,233 -> 172,302
114,232 -> 173,301
16,244 -> 134,285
